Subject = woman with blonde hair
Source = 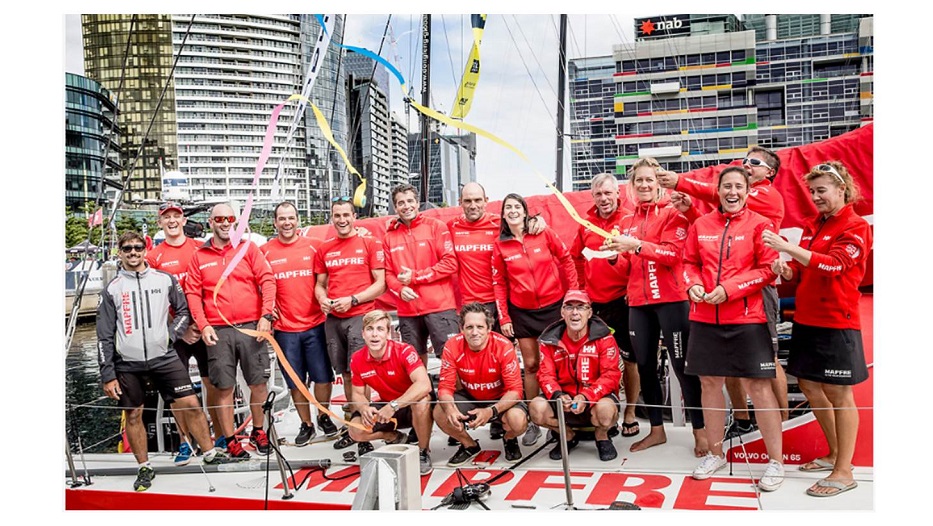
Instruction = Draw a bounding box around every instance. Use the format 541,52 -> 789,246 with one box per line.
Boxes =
606,157 -> 706,456
762,161 -> 872,497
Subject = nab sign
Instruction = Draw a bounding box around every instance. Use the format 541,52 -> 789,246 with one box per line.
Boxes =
635,15 -> 691,39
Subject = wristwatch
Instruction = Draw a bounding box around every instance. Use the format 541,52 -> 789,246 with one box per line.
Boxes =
262,313 -> 274,323
389,400 -> 400,412
350,295 -> 359,307
489,405 -> 499,420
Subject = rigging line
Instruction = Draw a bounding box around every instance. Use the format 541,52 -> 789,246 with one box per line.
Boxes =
502,16 -> 557,131
108,13 -> 197,224
321,14 -> 348,206
440,14 -> 460,111
66,14 -> 139,353
513,14 -> 558,98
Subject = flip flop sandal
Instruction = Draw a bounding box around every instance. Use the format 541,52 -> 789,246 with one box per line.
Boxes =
799,458 -> 834,472
621,421 -> 640,437
806,478 -> 858,497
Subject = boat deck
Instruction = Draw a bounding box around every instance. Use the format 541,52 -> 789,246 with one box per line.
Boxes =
65,407 -> 873,511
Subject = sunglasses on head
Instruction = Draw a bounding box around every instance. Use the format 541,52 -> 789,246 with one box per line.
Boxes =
120,244 -> 146,254
813,163 -> 845,184
742,157 -> 771,169
212,215 -> 237,224
331,196 -> 352,203
159,201 -> 180,211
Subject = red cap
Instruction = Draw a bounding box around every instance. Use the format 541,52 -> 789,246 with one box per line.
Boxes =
159,202 -> 184,216
562,289 -> 591,305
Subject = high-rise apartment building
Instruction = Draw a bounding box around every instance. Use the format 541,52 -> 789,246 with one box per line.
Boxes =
82,15 -> 176,202
389,112 -> 410,190
81,14 -> 349,219
65,73 -> 123,213
567,14 -> 873,190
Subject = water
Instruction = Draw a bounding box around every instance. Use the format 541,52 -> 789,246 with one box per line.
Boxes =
66,322 -> 123,453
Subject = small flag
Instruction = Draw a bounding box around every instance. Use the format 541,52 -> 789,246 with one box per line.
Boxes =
88,208 -> 103,228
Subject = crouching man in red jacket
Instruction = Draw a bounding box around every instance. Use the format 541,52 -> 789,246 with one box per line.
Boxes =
529,290 -> 622,462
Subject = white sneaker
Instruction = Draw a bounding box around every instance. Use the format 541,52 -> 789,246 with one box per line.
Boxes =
757,460 -> 785,491
522,422 -> 541,446
692,453 -> 727,480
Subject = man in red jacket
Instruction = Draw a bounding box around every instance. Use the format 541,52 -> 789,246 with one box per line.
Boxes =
530,290 -> 622,462
435,303 -> 529,465
185,203 -> 276,459
383,184 -> 460,366
658,147 -> 789,435
570,173 -> 639,439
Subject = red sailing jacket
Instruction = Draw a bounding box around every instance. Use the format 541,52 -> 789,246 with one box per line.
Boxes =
383,214 -> 458,316
787,204 -> 872,329
492,228 -> 578,325
570,201 -> 631,304
184,239 -> 276,330
437,332 -> 523,401
537,317 -> 622,403
619,196 -> 689,307
676,176 -> 786,229
448,212 -> 500,304
683,207 -> 779,325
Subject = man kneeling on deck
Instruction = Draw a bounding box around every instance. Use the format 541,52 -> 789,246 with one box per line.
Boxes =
435,303 -> 529,466
346,310 -> 435,475
530,290 -> 622,462
97,232 -> 234,493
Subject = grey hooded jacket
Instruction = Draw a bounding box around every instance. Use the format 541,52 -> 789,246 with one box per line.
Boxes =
96,265 -> 190,383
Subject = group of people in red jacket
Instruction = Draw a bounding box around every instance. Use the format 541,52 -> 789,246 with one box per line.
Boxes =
134,152 -> 870,497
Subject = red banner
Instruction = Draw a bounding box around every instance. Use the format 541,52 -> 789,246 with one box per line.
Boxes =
302,123 -> 873,306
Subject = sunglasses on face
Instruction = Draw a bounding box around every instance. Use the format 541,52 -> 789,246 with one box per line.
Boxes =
120,244 -> 146,254
813,163 -> 845,184
212,216 -> 237,224
742,158 -> 771,169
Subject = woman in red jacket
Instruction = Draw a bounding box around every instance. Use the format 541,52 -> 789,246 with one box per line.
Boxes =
762,161 -> 871,498
492,193 -> 578,446
606,157 -> 706,457
682,166 -> 785,492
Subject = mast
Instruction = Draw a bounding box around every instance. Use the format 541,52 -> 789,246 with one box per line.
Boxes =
420,14 -> 432,204
555,14 -> 568,191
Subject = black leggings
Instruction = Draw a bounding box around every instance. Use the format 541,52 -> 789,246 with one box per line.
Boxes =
629,301 -> 704,429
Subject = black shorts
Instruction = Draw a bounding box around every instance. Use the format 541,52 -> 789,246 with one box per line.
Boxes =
480,301 -> 502,334
508,299 -> 562,339
325,314 -> 366,375
209,322 -> 272,389
787,323 -> 868,385
592,295 -> 634,361
540,393 -> 621,428
352,391 -> 438,430
448,389 -> 529,421
685,321 -> 776,378
116,359 -> 196,409
398,309 -> 460,356
175,337 -> 209,378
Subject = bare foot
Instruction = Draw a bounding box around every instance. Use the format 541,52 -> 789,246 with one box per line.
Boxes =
692,428 -> 709,457
629,426 -> 666,452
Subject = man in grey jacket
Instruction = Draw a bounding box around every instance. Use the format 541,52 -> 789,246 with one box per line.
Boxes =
97,231 -> 233,492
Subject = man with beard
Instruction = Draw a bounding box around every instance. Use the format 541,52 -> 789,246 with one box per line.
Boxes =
185,203 -> 276,459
